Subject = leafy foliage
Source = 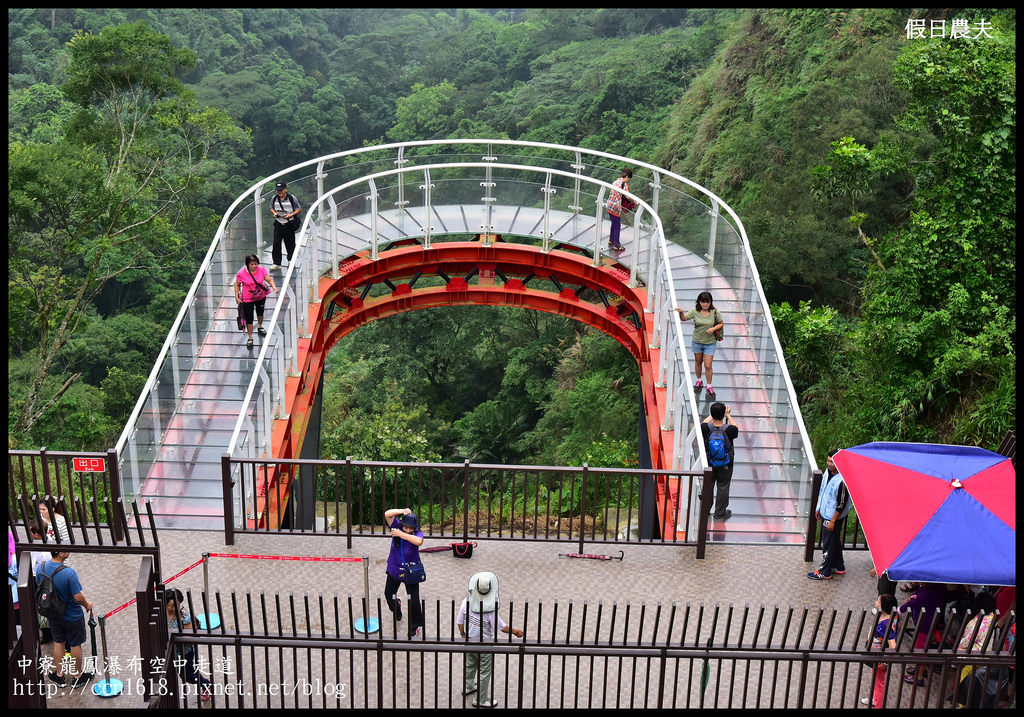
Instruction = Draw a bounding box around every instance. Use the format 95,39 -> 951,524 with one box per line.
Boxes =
7,7 -> 1014,466
779,17 -> 1015,453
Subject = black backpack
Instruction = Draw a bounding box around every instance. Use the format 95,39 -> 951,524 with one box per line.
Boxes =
36,563 -> 68,621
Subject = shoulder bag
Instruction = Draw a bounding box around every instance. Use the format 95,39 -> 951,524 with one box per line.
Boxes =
395,533 -> 426,583
713,309 -> 724,341
246,268 -> 271,300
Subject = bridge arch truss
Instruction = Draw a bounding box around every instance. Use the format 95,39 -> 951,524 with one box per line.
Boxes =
115,140 -> 817,543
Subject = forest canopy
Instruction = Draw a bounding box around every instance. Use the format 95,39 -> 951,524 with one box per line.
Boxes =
7,8 -> 1015,461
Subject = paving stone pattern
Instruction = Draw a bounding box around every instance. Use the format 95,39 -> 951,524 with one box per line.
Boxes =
39,531 -> 950,709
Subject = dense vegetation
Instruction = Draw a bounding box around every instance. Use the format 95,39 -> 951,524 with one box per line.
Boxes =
8,8 -> 1015,466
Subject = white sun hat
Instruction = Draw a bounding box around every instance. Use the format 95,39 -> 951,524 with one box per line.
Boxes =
467,571 -> 499,613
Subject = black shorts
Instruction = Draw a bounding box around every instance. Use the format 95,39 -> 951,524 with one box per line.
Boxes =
51,614 -> 87,648
240,298 -> 267,324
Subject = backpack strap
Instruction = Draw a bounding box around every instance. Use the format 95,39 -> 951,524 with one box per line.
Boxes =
41,562 -> 67,587
244,268 -> 267,299
274,194 -> 297,213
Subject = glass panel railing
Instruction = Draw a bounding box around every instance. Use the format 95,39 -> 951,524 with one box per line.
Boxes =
115,139 -> 814,534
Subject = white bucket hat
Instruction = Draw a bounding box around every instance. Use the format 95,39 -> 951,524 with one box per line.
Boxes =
467,571 -> 499,613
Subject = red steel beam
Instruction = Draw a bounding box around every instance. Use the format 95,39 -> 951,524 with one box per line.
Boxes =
262,242 -> 683,538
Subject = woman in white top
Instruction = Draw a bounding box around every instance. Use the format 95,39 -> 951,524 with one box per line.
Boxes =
37,500 -> 70,546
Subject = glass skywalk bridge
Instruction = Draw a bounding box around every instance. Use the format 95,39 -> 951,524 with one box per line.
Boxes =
114,140 -> 817,543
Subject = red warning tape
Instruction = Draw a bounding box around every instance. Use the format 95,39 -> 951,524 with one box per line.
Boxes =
208,553 -> 363,563
102,553 -> 361,618
166,556 -> 207,583
102,556 -> 206,619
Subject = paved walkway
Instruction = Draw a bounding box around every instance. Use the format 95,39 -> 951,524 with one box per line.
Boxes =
29,531 -> 885,709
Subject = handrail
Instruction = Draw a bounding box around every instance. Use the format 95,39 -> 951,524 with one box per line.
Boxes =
225,160 -> 707,473
114,139 -> 816,515
115,139 -> 728,464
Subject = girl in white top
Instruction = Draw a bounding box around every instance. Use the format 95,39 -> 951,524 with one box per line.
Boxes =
37,500 -> 71,563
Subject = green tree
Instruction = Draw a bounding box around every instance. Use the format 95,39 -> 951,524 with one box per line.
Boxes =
794,19 -> 1016,450
9,21 -> 249,436
387,81 -> 463,142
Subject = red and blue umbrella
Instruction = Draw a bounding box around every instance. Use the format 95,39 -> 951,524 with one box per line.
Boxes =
834,442 -> 1015,586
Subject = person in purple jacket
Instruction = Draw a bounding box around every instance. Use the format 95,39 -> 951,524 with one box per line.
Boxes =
383,507 -> 425,638
899,582 -> 948,686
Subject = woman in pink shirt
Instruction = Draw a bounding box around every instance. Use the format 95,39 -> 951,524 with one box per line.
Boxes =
234,254 -> 278,349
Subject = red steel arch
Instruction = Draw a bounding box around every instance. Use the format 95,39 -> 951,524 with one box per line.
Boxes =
265,241 -> 682,537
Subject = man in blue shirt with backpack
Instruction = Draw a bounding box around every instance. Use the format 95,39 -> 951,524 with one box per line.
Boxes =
701,402 -> 739,521
36,550 -> 94,688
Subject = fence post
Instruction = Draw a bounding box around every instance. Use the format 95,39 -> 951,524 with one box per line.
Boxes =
803,469 -> 823,563
462,460 -> 471,542
40,446 -> 51,497
106,448 -> 124,541
516,643 -> 526,709
796,651 -> 809,708
345,458 -> 353,551
695,468 -> 714,559
577,464 -> 588,555
222,454 -> 235,546
376,623 -> 385,708
656,647 -> 668,709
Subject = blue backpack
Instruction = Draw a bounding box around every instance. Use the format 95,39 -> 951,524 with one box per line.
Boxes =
707,422 -> 732,467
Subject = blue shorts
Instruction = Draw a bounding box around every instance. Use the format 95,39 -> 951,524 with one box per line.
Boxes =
51,614 -> 87,648
691,338 -> 717,356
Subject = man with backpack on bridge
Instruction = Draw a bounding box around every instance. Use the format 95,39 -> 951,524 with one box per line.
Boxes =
702,402 -> 739,521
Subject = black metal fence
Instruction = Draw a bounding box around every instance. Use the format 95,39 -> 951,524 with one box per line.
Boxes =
153,590 -> 1016,709
8,447 -> 124,539
8,500 -> 164,708
224,457 -> 710,554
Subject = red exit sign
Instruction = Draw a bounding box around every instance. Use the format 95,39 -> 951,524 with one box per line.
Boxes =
73,457 -> 106,473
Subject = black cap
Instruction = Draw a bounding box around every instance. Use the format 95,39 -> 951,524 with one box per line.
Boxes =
275,182 -> 287,190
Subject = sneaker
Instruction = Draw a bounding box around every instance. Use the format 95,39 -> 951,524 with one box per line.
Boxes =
833,568 -> 846,575
48,671 -> 67,687
257,326 -> 267,336
694,379 -> 704,392
860,697 -> 870,705
612,245 -> 625,252
473,698 -> 498,708
903,674 -> 925,686
463,685 -> 478,696
712,510 -> 732,520
72,672 -> 94,688
705,386 -> 716,399
807,570 -> 832,580
269,264 -> 281,271
408,626 -> 421,639
395,598 -> 403,621
246,338 -> 254,349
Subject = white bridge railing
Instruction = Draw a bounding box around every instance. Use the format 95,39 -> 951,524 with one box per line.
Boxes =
114,140 -> 816,530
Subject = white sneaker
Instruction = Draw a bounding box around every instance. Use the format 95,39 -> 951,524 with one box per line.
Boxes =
860,697 -> 869,705
269,264 -> 281,271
